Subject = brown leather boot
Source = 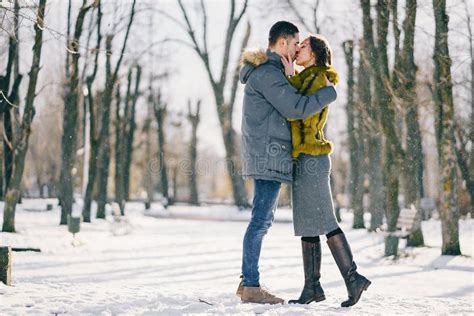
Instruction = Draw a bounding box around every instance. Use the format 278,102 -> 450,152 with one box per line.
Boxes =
288,240 -> 325,304
241,286 -> 285,305
327,233 -> 371,307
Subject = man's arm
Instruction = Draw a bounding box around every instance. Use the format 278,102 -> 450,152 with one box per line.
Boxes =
253,67 -> 337,120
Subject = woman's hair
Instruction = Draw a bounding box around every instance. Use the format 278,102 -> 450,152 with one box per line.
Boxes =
308,34 -> 332,67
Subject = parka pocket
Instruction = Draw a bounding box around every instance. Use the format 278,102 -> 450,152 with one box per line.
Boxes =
266,137 -> 293,175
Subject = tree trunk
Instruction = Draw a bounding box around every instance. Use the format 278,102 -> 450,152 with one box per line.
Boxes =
432,0 -> 461,256
114,82 -> 124,212
367,139 -> 385,231
143,82 -> 154,209
172,167 -> 178,203
143,108 -> 153,209
123,65 -> 141,201
375,0 -> 405,255
465,0 -> 474,216
215,90 -> 249,208
453,126 -> 474,211
401,0 -> 424,247
113,64 -> 140,215
383,141 -> 401,256
59,0 -> 93,225
343,40 -> 365,229
96,36 -> 114,219
82,1 -> 102,222
153,90 -> 170,205
187,99 -> 201,205
3,0 -> 46,232
360,0 -> 385,231
0,9 -> 21,200
96,0 -> 136,218
96,136 -> 111,219
3,108 -> 13,195
83,131 -> 99,221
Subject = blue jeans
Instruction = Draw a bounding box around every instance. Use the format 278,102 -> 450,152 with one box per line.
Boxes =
242,179 -> 281,287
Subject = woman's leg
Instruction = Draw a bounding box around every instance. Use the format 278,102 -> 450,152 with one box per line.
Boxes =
302,236 -> 320,243
288,235 -> 325,304
326,227 -> 343,239
326,228 -> 371,307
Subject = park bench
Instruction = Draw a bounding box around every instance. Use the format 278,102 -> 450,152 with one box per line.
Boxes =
383,204 -> 420,256
1,246 -> 41,286
388,205 -> 419,239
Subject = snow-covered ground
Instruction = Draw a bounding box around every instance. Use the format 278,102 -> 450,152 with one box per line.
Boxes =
0,199 -> 473,315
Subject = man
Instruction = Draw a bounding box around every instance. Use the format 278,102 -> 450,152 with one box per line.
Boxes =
237,21 -> 337,304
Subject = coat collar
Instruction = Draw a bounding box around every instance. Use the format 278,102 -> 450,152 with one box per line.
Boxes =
266,49 -> 284,70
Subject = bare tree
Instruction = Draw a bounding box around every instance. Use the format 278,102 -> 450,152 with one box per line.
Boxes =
343,40 -> 365,229
143,83 -> 154,210
2,0 -> 47,232
153,89 -> 170,205
187,99 -> 201,205
360,0 -> 385,231
113,83 -> 123,208
114,64 -> 141,214
82,0 -> 102,222
123,65 -> 141,201
0,0 -> 22,201
96,0 -> 137,219
398,0 -> 425,247
284,0 -> 321,34
59,0 -> 95,225
432,0 -> 461,255
175,0 -> 251,207
374,0 -> 419,256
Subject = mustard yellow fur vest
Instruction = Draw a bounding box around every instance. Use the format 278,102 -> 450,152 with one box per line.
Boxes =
287,65 -> 339,158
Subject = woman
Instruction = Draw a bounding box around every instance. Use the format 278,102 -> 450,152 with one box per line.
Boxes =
282,35 -> 371,307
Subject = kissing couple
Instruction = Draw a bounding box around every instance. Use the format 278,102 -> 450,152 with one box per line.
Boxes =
237,21 -> 371,307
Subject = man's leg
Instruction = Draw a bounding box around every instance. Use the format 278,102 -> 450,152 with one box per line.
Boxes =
242,179 -> 281,287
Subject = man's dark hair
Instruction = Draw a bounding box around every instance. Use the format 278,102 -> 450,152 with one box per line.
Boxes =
268,21 -> 299,47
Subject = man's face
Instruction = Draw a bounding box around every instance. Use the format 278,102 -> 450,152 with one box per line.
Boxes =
284,33 -> 300,61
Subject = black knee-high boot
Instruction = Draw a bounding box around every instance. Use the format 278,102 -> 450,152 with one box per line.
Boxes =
289,239 -> 325,304
327,232 -> 371,307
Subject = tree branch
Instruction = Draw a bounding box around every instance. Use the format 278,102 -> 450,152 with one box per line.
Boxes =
112,0 -> 137,81
177,0 -> 216,88
219,0 -> 248,88
229,21 -> 251,119
286,0 -> 312,32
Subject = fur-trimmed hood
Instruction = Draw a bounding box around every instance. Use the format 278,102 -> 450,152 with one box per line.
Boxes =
239,48 -> 272,84
240,48 -> 269,67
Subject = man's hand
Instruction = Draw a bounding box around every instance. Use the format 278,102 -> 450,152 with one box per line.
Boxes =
281,53 -> 294,76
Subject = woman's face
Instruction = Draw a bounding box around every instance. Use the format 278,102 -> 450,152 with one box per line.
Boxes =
296,38 -> 315,67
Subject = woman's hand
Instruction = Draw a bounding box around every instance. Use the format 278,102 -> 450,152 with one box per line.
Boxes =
325,75 -> 335,87
281,53 -> 295,76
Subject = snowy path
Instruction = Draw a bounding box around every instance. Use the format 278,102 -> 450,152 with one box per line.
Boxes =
0,200 -> 473,315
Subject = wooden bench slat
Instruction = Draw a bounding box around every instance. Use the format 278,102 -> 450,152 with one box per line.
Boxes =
391,205 -> 419,240
397,219 -> 416,225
